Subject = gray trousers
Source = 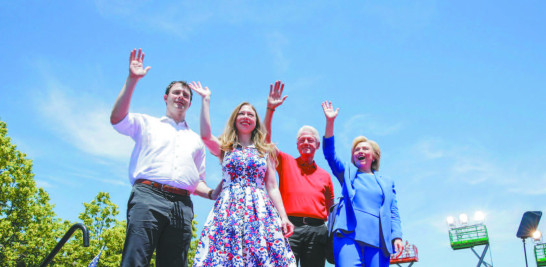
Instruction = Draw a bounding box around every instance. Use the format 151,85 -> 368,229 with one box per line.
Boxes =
121,183 -> 194,267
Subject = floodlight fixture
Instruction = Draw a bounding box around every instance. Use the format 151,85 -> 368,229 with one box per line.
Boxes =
474,211 -> 485,223
517,211 -> 542,239
534,230 -> 543,241
517,211 -> 543,267
446,216 -> 455,227
459,213 -> 469,225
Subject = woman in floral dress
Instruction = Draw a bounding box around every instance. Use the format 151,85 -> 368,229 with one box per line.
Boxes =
189,81 -> 296,267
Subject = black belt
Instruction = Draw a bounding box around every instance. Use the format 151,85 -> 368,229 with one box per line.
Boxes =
288,216 -> 325,226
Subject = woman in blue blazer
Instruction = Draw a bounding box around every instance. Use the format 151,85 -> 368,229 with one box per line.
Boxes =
321,101 -> 403,267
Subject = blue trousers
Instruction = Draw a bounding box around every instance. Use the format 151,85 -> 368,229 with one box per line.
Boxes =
121,183 -> 194,267
333,233 -> 389,267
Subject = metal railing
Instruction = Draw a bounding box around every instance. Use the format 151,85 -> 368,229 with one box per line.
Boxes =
39,223 -> 89,267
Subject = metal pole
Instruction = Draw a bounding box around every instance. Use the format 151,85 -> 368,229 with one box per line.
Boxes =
523,238 -> 529,267
471,245 -> 492,267
477,244 -> 489,267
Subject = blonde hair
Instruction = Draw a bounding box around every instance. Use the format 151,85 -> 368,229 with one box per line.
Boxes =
219,102 -> 277,161
351,136 -> 381,172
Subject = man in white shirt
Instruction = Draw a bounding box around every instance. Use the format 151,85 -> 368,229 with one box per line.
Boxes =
111,48 -> 219,267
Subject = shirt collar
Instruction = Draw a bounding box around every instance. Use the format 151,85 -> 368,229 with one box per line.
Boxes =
296,157 -> 317,170
160,116 -> 189,128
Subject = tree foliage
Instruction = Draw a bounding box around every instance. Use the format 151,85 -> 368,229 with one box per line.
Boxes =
53,192 -> 126,266
188,216 -> 200,266
0,119 -> 201,266
53,193 -> 201,266
0,120 -> 65,266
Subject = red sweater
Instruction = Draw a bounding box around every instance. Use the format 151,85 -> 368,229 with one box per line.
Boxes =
276,151 -> 334,220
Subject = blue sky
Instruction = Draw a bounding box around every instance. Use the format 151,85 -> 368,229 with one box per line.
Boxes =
1,1 -> 545,266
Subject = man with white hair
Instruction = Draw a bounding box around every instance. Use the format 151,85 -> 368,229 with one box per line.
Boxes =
264,81 -> 335,267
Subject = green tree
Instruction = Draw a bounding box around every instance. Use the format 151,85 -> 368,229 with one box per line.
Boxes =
53,192 -> 127,267
0,120 -> 64,266
188,215 -> 199,266
55,193 -> 201,266
0,118 -> 201,265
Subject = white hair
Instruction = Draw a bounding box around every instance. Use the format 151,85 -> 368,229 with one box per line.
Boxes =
296,125 -> 320,142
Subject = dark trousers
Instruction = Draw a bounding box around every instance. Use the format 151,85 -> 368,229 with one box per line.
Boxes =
288,222 -> 328,267
121,183 -> 194,267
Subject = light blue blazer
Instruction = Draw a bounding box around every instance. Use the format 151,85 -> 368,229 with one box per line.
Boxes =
323,136 -> 402,256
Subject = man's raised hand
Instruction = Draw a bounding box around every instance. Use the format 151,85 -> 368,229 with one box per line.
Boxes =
129,48 -> 151,79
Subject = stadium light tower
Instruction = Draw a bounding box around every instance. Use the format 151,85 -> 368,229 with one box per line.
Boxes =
446,211 -> 492,267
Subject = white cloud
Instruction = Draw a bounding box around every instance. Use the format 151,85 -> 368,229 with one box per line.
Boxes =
397,136 -> 546,196
449,158 -> 495,185
35,173 -> 78,188
336,114 -> 404,149
507,172 -> 546,195
36,166 -> 127,188
53,160 -> 129,186
413,138 -> 445,160
405,139 -> 498,185
35,80 -> 133,163
35,179 -> 54,189
94,0 -> 150,17
289,76 -> 321,94
9,136 -> 42,161
94,0 -> 213,38
92,1 -> 319,40
360,0 -> 438,41
266,31 -> 290,73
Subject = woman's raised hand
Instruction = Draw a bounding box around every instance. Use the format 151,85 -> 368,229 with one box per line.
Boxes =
321,101 -> 339,121
267,80 -> 287,110
189,81 -> 211,98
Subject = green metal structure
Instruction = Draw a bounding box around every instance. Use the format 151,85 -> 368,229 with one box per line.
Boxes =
448,223 -> 492,266
536,243 -> 546,266
449,224 -> 489,250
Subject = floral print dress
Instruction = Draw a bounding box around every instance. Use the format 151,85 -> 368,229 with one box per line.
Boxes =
193,146 -> 296,267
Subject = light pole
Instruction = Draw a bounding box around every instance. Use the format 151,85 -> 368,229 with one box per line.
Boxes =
446,211 -> 492,267
516,211 -> 542,267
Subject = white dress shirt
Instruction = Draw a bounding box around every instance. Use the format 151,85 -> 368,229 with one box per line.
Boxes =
113,113 -> 206,193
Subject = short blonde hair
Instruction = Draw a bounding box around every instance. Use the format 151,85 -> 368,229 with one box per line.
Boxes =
218,102 -> 276,161
351,136 -> 381,172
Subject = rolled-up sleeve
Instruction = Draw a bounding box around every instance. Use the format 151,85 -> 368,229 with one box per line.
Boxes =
113,113 -> 141,140
194,142 -> 207,182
